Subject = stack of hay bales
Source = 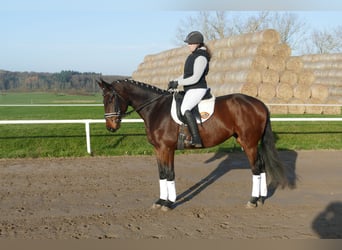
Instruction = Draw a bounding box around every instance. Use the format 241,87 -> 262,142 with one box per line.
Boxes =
300,53 -> 342,114
132,29 -> 340,114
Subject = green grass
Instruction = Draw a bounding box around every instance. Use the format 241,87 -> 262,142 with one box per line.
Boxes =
0,92 -> 341,158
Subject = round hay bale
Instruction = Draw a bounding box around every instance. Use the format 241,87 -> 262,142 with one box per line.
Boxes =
272,43 -> 291,59
301,53 -> 342,63
305,98 -> 323,114
293,84 -> 311,100
233,43 -> 273,58
276,83 -> 293,100
329,86 -> 342,97
226,29 -> 280,46
298,70 -> 315,85
258,83 -> 276,99
261,69 -> 279,84
288,97 -> 306,114
268,98 -> 288,114
207,72 -> 225,84
279,70 -> 298,85
310,84 -> 329,101
220,83 -> 245,94
241,83 -> 259,97
267,56 -> 286,71
286,57 -> 303,72
323,97 -> 342,115
223,70 -> 261,84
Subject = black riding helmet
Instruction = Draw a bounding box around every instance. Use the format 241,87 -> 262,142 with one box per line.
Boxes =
184,31 -> 204,44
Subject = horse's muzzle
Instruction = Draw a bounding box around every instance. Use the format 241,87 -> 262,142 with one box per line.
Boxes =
107,127 -> 117,132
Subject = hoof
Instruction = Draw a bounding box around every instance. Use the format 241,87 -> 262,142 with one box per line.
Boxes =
257,197 -> 266,207
151,199 -> 174,211
151,199 -> 166,210
161,200 -> 175,212
246,201 -> 257,208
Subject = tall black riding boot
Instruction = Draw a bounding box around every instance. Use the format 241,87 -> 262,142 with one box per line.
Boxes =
183,110 -> 202,148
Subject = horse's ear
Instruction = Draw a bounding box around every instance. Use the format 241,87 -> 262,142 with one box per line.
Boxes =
96,77 -> 110,89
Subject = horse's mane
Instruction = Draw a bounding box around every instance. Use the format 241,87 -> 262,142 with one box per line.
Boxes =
114,79 -> 170,95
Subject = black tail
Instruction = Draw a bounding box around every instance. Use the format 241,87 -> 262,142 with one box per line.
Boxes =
260,113 -> 287,189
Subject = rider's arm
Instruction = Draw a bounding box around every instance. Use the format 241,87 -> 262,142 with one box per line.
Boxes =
176,56 -> 208,86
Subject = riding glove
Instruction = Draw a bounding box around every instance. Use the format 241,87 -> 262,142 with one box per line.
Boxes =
168,80 -> 178,90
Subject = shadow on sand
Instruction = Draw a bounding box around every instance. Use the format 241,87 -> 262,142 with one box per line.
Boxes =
174,150 -> 298,208
312,201 -> 342,239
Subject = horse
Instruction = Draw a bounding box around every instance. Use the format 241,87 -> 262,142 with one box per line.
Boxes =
97,78 -> 287,211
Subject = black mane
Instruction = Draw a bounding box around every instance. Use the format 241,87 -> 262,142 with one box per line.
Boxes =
113,79 -> 170,95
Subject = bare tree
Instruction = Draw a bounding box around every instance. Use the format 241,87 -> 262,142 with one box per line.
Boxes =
174,11 -> 309,54
303,26 -> 342,54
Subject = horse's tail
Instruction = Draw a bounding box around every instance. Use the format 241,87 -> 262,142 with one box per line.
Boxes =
260,111 -> 287,189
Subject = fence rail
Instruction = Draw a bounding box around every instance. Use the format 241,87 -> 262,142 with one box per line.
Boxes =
1,118 -> 341,154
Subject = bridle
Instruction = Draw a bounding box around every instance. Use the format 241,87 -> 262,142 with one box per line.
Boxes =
103,88 -> 165,122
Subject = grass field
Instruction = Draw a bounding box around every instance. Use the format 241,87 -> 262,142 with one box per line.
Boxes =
0,92 -> 341,158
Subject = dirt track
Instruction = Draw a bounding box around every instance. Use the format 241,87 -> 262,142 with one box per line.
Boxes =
0,150 -> 341,239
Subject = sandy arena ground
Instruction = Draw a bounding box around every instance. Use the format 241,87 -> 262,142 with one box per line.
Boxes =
0,150 -> 341,239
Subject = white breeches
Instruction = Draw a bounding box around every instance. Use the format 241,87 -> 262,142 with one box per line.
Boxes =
181,88 -> 207,115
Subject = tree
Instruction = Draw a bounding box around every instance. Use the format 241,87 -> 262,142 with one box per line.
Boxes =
303,26 -> 342,54
175,11 -> 309,54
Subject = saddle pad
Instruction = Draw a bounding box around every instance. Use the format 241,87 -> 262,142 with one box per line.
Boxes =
171,95 -> 216,125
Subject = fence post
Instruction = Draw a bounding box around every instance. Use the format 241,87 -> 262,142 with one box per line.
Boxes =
85,120 -> 91,154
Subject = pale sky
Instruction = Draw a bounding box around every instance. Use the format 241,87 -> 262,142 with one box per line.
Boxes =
1,0 -> 342,75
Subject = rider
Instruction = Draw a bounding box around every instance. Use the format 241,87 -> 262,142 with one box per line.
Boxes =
168,31 -> 211,148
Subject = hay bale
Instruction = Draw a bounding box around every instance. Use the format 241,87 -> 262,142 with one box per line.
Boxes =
329,86 -> 342,97
323,97 -> 342,115
267,56 -> 286,72
272,43 -> 291,59
279,70 -> 298,85
219,56 -> 268,71
298,70 -> 315,85
293,84 -> 311,100
222,70 -> 261,84
276,83 -> 293,100
268,98 -> 288,114
207,72 -> 225,84
286,57 -> 304,72
258,83 -> 276,99
305,98 -> 323,114
301,53 -> 342,63
211,29 -> 280,48
233,43 -> 274,58
288,98 -> 306,114
310,84 -> 329,101
241,83 -> 259,97
261,69 -> 279,84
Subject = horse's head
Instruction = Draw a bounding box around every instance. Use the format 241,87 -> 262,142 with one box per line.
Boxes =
97,78 -> 128,132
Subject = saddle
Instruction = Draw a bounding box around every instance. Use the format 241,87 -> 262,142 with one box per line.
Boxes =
170,89 -> 215,125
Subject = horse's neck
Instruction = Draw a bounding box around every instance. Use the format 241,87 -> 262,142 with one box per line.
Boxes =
120,84 -> 163,115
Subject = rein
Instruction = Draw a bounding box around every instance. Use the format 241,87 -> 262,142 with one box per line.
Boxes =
104,89 -> 165,119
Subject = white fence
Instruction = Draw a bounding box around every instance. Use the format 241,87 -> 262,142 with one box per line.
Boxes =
1,117 -> 341,154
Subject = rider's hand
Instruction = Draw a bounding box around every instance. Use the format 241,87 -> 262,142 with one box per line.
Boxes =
168,80 -> 178,90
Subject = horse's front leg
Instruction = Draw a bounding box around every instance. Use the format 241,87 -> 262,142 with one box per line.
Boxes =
152,147 -> 176,211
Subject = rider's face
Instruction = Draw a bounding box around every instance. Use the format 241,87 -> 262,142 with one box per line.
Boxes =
188,43 -> 199,52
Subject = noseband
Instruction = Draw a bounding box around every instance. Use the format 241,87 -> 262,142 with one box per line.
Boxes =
103,89 -> 123,122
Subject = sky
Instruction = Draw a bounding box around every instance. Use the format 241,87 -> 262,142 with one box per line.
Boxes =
1,0 -> 342,76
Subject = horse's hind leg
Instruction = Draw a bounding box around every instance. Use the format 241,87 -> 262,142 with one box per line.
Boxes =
238,139 -> 266,208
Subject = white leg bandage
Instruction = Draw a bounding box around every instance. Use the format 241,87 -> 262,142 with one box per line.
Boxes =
159,179 -> 168,200
252,175 -> 261,197
167,180 -> 177,202
260,172 -> 268,197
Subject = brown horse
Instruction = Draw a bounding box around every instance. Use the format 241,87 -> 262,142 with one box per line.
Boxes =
97,78 -> 287,211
